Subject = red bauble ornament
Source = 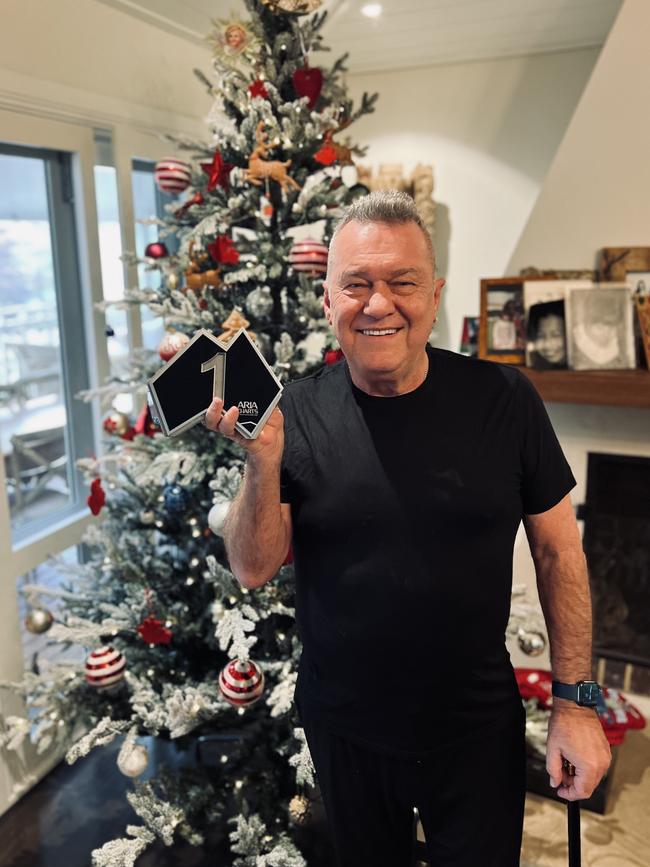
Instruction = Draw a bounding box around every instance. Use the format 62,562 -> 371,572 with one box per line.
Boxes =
144,241 -> 169,259
283,544 -> 294,565
134,404 -> 159,437
292,65 -> 323,109
174,191 -> 204,219
154,158 -> 191,194
87,478 -> 106,516
201,150 -> 234,192
219,658 -> 265,707
314,144 -> 337,166
158,331 -> 190,361
207,235 -> 240,265
288,237 -> 328,276
137,616 -> 172,646
248,79 -> 269,99
85,645 -> 126,690
324,348 -> 344,365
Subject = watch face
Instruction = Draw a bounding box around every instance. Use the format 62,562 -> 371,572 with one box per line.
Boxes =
578,681 -> 600,706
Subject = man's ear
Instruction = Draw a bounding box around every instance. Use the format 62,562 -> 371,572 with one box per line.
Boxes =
323,281 -> 332,324
433,277 -> 445,308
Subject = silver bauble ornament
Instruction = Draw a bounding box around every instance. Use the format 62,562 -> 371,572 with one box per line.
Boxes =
208,501 -> 231,536
117,741 -> 149,777
25,607 -> 54,634
245,286 -> 274,319
517,630 -> 546,657
289,793 -> 311,825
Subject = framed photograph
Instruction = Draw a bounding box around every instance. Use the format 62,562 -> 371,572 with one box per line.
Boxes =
479,278 -> 527,363
523,280 -> 593,368
565,284 -> 636,371
600,249 -> 650,369
526,300 -> 568,370
459,316 -> 479,357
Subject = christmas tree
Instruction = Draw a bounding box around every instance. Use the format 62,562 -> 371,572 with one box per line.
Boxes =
1,1 -> 378,863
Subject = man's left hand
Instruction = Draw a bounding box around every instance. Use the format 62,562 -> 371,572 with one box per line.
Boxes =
546,704 -> 612,800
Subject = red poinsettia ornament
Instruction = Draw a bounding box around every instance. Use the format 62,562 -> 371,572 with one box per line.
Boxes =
137,616 -> 173,646
248,79 -> 269,99
201,150 -> 234,192
87,478 -> 106,516
207,235 -> 240,265
292,65 -> 323,109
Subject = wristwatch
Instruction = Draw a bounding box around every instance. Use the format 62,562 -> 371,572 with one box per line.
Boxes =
552,679 -> 601,707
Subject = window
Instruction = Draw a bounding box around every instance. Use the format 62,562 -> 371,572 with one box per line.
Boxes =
0,144 -> 94,546
131,159 -> 179,352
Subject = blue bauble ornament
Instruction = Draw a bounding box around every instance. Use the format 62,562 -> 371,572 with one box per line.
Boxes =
163,484 -> 190,515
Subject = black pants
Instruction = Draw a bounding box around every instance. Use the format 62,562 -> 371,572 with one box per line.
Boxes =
300,708 -> 526,867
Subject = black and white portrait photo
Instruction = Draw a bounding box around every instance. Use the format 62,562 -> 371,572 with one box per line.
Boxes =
565,285 -> 636,371
526,299 -> 568,369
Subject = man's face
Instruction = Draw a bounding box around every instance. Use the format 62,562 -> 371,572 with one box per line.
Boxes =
323,221 -> 444,394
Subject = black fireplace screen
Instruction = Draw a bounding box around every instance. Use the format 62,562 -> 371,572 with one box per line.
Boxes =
581,452 -> 650,667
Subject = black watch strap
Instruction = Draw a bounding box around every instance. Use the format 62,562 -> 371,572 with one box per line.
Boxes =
552,680 -> 601,707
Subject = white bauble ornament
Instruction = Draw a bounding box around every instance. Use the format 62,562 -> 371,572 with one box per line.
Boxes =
341,164 -> 358,188
517,630 -> 546,657
219,658 -> 264,707
117,741 -> 149,777
208,501 -> 231,536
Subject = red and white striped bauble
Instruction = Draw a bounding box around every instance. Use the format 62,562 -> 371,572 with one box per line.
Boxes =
219,658 -> 264,708
288,237 -> 328,277
85,645 -> 127,691
158,330 -> 190,361
154,158 -> 192,195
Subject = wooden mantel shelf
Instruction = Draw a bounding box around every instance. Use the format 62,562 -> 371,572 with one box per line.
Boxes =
517,366 -> 650,409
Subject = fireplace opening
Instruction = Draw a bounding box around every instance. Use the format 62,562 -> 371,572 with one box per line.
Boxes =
578,452 -> 650,694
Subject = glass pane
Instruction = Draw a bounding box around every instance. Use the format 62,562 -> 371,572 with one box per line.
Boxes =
18,545 -> 85,671
131,164 -> 165,352
94,166 -> 129,375
131,162 -> 183,352
0,152 -> 73,535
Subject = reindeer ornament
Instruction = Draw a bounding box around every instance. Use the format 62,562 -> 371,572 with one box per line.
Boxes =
244,122 -> 301,193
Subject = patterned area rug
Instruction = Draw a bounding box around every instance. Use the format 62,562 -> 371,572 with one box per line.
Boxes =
520,724 -> 650,867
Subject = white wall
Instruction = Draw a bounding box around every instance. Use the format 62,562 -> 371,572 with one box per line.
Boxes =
348,48 -> 599,353
0,0 -> 211,138
504,0 -> 650,674
508,0 -> 650,271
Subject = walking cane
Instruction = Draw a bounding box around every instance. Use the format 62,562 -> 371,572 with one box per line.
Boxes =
563,759 -> 581,867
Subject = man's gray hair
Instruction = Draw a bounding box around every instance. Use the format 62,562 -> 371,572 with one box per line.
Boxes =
329,190 -> 435,271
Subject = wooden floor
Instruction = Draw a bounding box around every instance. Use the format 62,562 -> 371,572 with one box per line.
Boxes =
0,738 -> 334,867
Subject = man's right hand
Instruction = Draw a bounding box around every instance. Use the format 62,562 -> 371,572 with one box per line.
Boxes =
204,397 -> 284,464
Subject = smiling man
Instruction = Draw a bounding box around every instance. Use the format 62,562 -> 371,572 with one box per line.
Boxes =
206,191 -> 610,867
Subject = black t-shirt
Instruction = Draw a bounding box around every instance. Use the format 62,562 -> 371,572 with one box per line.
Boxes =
280,346 -> 576,757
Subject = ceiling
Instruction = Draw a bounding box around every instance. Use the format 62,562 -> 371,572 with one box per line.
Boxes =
99,0 -> 623,73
